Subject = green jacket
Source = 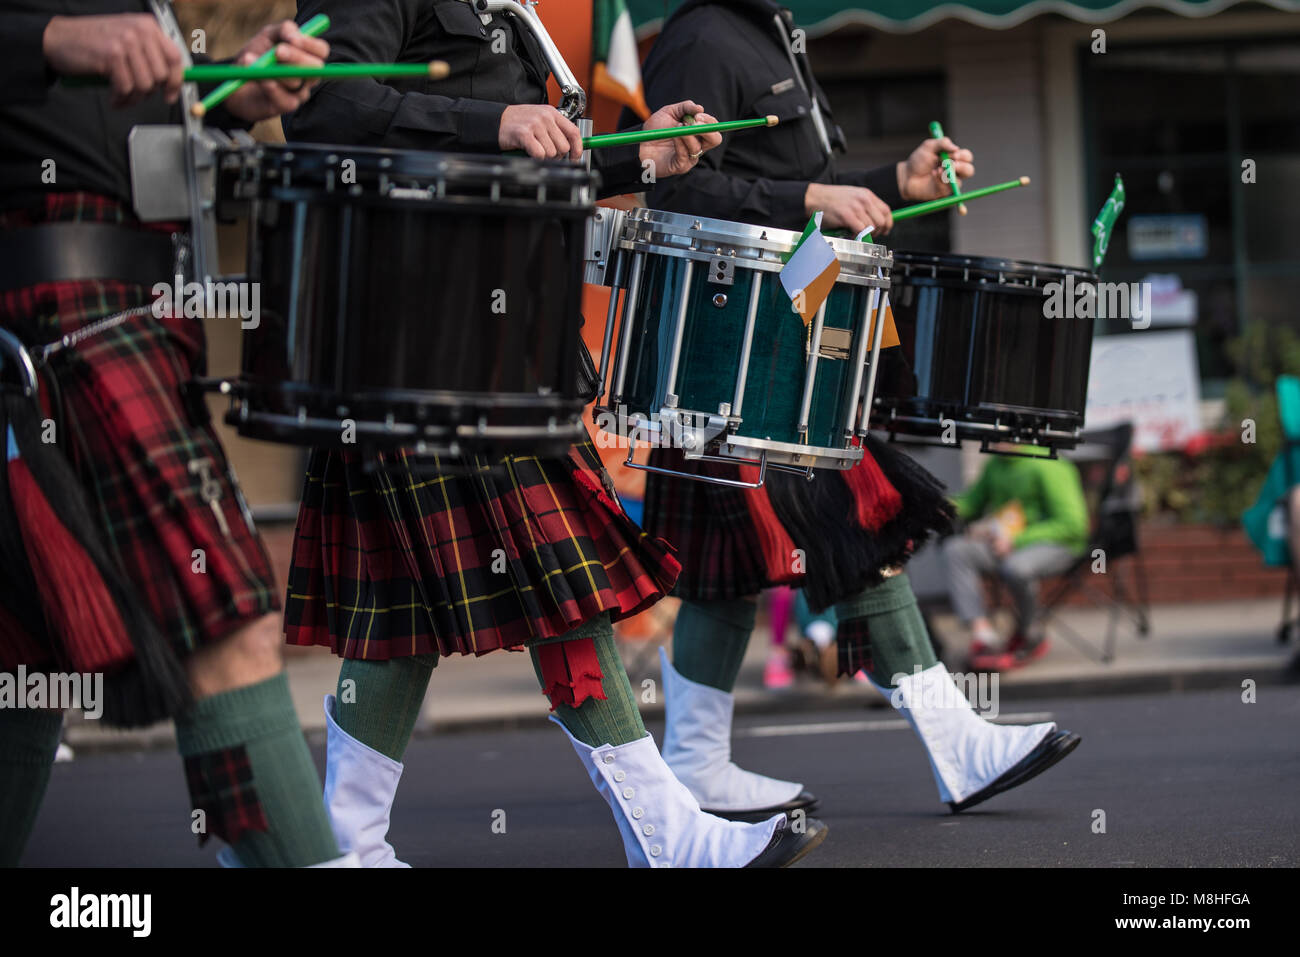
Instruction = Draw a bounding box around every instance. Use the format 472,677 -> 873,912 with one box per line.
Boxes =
953,452 -> 1090,553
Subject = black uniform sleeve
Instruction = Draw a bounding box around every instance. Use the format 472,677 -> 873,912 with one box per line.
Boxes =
0,12 -> 56,105
834,164 -> 905,211
591,137 -> 643,198
637,31 -> 811,227
283,0 -> 506,150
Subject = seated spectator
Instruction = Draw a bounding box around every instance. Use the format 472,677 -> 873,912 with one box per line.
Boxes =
943,446 -> 1089,671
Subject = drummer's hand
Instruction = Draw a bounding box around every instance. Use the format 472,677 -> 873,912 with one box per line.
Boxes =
43,14 -> 185,106
499,105 -> 585,160
638,101 -> 722,179
897,136 -> 975,202
805,183 -> 894,235
224,21 -> 330,123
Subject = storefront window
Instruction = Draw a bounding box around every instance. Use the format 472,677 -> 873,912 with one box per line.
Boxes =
1082,37 -> 1300,390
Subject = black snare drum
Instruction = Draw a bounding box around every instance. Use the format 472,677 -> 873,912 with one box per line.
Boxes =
219,143 -> 596,457
871,251 -> 1096,450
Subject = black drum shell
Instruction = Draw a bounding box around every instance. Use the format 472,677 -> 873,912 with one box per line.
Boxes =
872,251 -> 1096,448
230,144 -> 595,455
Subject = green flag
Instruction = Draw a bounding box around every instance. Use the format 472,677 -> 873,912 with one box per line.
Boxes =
1091,174 -> 1126,270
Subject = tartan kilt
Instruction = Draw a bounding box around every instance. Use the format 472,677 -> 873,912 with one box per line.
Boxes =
642,438 -> 953,609
0,194 -> 280,683
639,452 -> 783,602
283,436 -> 680,660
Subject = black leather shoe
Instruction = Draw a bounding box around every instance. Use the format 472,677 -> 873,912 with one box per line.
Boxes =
705,789 -> 819,822
948,729 -> 1082,813
744,815 -> 829,868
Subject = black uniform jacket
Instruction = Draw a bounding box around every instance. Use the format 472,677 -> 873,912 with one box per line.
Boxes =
622,0 -> 903,232
283,0 -> 645,198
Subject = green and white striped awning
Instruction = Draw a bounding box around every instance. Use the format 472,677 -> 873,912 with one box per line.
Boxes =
629,0 -> 1300,35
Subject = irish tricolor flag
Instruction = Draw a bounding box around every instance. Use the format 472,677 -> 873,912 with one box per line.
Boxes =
780,212 -> 840,325
593,0 -> 650,119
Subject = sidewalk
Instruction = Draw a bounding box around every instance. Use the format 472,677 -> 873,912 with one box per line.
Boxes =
63,596 -> 1294,752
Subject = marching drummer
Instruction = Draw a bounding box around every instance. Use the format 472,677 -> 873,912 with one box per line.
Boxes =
629,0 -> 975,236
282,1 -> 722,179
624,0 -> 1082,822
277,0 -> 826,868
0,2 -> 356,867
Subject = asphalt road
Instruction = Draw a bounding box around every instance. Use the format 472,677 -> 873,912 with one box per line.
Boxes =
22,686 -> 1300,867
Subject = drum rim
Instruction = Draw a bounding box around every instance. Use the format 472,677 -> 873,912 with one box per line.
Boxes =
233,380 -> 586,412
717,432 -> 862,468
618,207 -> 892,276
591,404 -> 861,465
890,248 -> 1097,282
234,141 -> 598,202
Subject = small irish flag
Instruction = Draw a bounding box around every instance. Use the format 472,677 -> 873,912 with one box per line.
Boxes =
593,0 -> 650,119
780,212 -> 840,325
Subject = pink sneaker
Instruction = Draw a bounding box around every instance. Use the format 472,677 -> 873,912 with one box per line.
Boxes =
764,652 -> 795,690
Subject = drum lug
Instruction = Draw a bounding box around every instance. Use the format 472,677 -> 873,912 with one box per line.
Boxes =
673,411 -> 732,458
706,257 -> 735,286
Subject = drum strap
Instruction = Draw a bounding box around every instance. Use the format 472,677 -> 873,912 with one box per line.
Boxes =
772,12 -> 832,156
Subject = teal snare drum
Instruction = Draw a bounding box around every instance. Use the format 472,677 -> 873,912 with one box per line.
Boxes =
593,208 -> 892,485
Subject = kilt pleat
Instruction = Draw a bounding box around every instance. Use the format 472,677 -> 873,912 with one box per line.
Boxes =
284,437 -> 680,660
639,450 -> 778,601
642,438 -> 953,607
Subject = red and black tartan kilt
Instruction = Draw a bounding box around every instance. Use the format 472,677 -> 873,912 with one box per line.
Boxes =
284,436 -> 680,661
0,194 -> 280,695
642,436 -> 954,610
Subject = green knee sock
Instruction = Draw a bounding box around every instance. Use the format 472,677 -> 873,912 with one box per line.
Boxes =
335,654 -> 437,762
833,573 -> 938,688
531,615 -> 646,748
0,707 -> 62,866
671,597 -> 757,693
174,672 -> 340,868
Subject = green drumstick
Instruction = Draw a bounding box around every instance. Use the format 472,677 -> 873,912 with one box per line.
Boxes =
192,13 -> 331,119
583,115 -> 778,150
65,60 -> 450,90
180,62 -> 449,83
928,120 -> 967,216
891,176 -> 1029,222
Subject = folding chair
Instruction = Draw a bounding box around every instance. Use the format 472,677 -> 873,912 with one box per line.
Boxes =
1035,423 -> 1151,663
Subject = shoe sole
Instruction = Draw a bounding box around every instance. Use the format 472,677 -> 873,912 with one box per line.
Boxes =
779,821 -> 830,868
704,793 -> 820,823
948,730 -> 1082,813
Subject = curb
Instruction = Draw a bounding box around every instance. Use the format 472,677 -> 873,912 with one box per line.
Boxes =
410,658 -> 1295,738
61,657 -> 1296,753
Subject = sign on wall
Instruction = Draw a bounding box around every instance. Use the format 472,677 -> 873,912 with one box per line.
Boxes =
1085,331 -> 1203,452
1128,214 -> 1209,260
